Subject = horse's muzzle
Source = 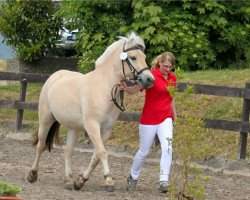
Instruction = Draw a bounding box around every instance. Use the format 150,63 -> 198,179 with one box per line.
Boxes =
138,75 -> 155,89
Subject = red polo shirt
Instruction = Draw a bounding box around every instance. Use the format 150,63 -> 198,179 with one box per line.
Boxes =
140,68 -> 177,125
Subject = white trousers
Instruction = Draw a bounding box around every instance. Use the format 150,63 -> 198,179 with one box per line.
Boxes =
131,118 -> 173,183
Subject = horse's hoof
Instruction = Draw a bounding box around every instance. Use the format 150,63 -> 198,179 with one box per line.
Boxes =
104,185 -> 115,192
74,181 -> 84,190
74,177 -> 85,190
27,170 -> 38,183
64,181 -> 74,190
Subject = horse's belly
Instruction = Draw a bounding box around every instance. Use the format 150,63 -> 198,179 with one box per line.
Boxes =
53,109 -> 84,131
52,105 -> 84,130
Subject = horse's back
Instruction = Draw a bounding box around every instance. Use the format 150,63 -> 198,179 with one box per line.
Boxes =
46,70 -> 82,87
38,70 -> 83,121
41,70 -> 81,95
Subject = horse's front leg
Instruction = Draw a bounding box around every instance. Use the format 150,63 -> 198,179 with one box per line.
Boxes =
64,129 -> 79,190
74,150 -> 100,190
74,121 -> 114,192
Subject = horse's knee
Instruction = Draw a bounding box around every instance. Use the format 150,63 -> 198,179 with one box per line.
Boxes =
36,142 -> 46,152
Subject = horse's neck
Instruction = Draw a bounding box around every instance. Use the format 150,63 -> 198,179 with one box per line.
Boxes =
94,51 -> 123,88
94,63 -> 122,88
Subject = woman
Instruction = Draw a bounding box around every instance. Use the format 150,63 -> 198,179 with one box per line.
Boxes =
120,52 -> 177,193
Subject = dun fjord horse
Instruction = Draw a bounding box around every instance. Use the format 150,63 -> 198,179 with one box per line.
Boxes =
27,32 -> 154,192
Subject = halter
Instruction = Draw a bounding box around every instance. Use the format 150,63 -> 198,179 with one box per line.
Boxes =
121,45 -> 149,83
111,45 -> 150,112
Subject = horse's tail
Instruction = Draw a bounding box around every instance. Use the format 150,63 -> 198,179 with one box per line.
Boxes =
32,121 -> 61,152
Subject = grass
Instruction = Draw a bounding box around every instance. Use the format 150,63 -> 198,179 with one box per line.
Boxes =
0,68 -> 249,159
179,68 -> 250,87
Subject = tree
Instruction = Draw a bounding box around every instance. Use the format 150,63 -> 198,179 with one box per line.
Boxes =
0,0 -> 62,62
58,0 -> 133,73
58,0 -> 249,72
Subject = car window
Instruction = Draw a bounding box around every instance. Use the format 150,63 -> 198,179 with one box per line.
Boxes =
71,33 -> 77,40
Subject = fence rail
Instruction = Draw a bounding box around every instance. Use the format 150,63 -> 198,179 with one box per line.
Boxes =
0,72 -> 249,159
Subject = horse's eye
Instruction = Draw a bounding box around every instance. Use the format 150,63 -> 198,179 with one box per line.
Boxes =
130,56 -> 136,61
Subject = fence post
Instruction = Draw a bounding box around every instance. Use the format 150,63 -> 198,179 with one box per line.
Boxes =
238,82 -> 250,159
16,79 -> 27,132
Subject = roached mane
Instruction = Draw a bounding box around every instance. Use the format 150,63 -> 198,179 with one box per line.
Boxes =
95,32 -> 145,68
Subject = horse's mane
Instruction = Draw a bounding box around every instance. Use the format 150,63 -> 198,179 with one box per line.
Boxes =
95,32 -> 145,68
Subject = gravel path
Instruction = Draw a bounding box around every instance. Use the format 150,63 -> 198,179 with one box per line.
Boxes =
0,133 -> 249,200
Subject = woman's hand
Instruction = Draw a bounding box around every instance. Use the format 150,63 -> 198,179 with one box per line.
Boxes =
119,81 -> 141,94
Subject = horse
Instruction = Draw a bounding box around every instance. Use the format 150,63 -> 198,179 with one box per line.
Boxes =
27,32 -> 155,192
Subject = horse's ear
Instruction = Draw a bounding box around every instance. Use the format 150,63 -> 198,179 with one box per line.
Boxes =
125,38 -> 134,48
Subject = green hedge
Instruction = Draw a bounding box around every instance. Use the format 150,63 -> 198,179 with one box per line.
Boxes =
59,0 -> 249,72
1,0 -> 249,70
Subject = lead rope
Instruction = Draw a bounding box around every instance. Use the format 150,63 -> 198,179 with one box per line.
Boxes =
111,84 -> 125,112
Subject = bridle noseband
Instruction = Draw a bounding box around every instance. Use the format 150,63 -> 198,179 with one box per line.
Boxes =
111,45 -> 150,112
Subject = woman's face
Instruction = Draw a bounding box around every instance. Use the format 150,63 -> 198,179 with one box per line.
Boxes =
159,61 -> 173,76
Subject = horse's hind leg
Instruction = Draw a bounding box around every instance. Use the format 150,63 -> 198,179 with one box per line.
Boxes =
64,129 -> 79,190
27,116 -> 55,183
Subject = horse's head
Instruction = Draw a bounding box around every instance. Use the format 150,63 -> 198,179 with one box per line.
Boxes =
95,32 -> 154,89
119,32 -> 155,89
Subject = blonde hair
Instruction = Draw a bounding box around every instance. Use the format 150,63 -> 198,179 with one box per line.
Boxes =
151,52 -> 176,69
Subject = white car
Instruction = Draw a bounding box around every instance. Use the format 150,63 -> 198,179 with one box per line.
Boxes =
55,28 -> 78,52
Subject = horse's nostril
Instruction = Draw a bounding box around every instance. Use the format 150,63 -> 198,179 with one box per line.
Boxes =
147,77 -> 154,84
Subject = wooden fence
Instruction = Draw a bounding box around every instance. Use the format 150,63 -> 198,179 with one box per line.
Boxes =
0,71 -> 249,159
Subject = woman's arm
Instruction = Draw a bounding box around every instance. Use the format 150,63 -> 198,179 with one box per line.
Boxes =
171,98 -> 177,121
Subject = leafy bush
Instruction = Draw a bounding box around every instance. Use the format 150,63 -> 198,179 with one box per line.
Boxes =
167,70 -> 212,199
0,0 -> 62,62
170,115 -> 211,199
58,0 -> 249,73
0,181 -> 21,196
